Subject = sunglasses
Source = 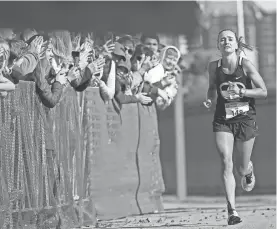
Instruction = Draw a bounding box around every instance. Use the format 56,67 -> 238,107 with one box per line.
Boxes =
124,46 -> 134,55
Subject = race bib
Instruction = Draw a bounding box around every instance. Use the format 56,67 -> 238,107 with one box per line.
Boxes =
225,102 -> 249,119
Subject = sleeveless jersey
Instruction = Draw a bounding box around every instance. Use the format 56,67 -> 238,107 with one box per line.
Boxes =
214,57 -> 256,123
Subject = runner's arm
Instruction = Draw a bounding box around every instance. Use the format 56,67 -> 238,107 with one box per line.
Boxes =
241,59 -> 267,99
206,61 -> 217,102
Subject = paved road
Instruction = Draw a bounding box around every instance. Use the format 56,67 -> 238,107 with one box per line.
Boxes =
89,195 -> 276,229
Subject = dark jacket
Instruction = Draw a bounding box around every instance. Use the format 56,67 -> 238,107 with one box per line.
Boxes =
70,67 -> 94,92
36,80 -> 63,150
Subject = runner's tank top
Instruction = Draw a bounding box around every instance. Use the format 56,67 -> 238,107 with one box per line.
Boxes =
214,56 -> 256,123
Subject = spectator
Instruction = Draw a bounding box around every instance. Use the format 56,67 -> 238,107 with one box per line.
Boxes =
140,33 -> 160,54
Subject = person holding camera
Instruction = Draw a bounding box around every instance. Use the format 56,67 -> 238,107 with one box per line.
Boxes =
112,57 -> 153,111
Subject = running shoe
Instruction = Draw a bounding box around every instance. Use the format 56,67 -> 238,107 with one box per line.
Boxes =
241,161 -> 256,192
228,210 -> 242,225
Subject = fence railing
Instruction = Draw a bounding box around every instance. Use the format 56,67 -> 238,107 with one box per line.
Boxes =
0,81 -> 164,228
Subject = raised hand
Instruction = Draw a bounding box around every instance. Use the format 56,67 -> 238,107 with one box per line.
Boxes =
29,36 -> 44,55
140,56 -> 154,72
72,34 -> 81,52
79,51 -> 90,70
38,40 -> 49,59
102,39 -> 115,56
67,66 -> 81,82
55,67 -> 68,85
89,57 -> 105,79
